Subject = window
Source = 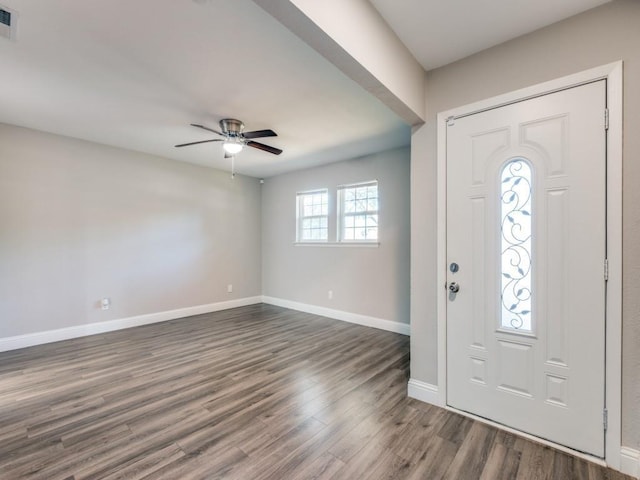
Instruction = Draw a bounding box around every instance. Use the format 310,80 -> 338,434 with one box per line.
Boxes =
296,189 -> 328,242
339,181 -> 378,242
500,159 -> 533,332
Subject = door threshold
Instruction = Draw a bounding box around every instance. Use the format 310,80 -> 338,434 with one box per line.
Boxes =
444,404 -> 607,467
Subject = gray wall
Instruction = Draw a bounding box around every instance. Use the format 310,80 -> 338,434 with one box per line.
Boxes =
0,123 -> 262,338
410,0 -> 640,447
262,147 -> 410,324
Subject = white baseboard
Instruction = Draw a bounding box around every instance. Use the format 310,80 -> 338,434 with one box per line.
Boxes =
261,296 -> 410,336
620,447 -> 640,478
407,378 -> 444,406
0,296 -> 263,353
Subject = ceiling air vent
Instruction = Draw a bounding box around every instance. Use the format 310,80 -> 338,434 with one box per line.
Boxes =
0,5 -> 17,41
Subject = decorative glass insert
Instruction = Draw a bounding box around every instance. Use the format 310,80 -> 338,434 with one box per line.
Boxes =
500,159 -> 533,332
297,190 -> 329,242
339,181 -> 378,241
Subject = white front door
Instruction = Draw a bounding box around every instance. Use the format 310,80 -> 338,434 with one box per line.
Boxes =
446,80 -> 607,457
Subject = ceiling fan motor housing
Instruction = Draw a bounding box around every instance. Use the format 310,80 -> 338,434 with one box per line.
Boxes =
220,118 -> 244,136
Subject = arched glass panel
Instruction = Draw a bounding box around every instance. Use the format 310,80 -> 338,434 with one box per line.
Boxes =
500,159 -> 533,332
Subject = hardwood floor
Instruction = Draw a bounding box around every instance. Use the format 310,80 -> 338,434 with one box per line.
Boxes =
0,304 -> 631,479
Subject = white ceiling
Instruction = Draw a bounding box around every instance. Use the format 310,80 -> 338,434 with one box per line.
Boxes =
0,0 -> 409,178
369,0 -> 612,71
0,0 -> 611,177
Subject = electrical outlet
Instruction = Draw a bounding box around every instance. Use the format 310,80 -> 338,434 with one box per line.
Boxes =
101,298 -> 111,310
328,290 -> 333,300
227,284 -> 233,293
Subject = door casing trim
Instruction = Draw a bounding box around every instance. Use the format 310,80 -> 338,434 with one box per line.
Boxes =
435,62 -> 623,470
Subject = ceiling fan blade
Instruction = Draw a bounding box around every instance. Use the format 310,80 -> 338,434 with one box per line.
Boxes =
247,141 -> 283,155
243,129 -> 277,139
175,139 -> 223,147
190,123 -> 224,136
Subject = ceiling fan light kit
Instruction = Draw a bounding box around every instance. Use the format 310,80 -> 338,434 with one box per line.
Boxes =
222,139 -> 243,155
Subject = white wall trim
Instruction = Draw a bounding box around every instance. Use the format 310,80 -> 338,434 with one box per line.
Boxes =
620,447 -> 640,479
407,379 -> 443,406
434,62 -> 624,470
261,296 -> 410,336
0,296 -> 263,353
293,242 -> 380,248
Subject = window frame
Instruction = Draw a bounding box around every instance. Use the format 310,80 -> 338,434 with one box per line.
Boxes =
337,180 -> 379,243
295,188 -> 329,243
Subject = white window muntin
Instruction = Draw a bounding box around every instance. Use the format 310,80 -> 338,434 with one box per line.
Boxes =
338,181 -> 378,242
296,189 -> 329,242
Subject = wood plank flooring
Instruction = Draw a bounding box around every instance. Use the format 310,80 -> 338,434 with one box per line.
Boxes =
0,304 -> 632,479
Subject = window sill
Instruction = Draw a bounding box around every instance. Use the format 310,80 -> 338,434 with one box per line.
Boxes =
294,242 -> 380,248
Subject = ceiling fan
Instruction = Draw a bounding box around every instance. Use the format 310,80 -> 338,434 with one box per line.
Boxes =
175,119 -> 283,158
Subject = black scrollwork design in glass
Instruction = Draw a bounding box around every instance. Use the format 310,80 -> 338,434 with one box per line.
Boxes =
500,159 -> 532,331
